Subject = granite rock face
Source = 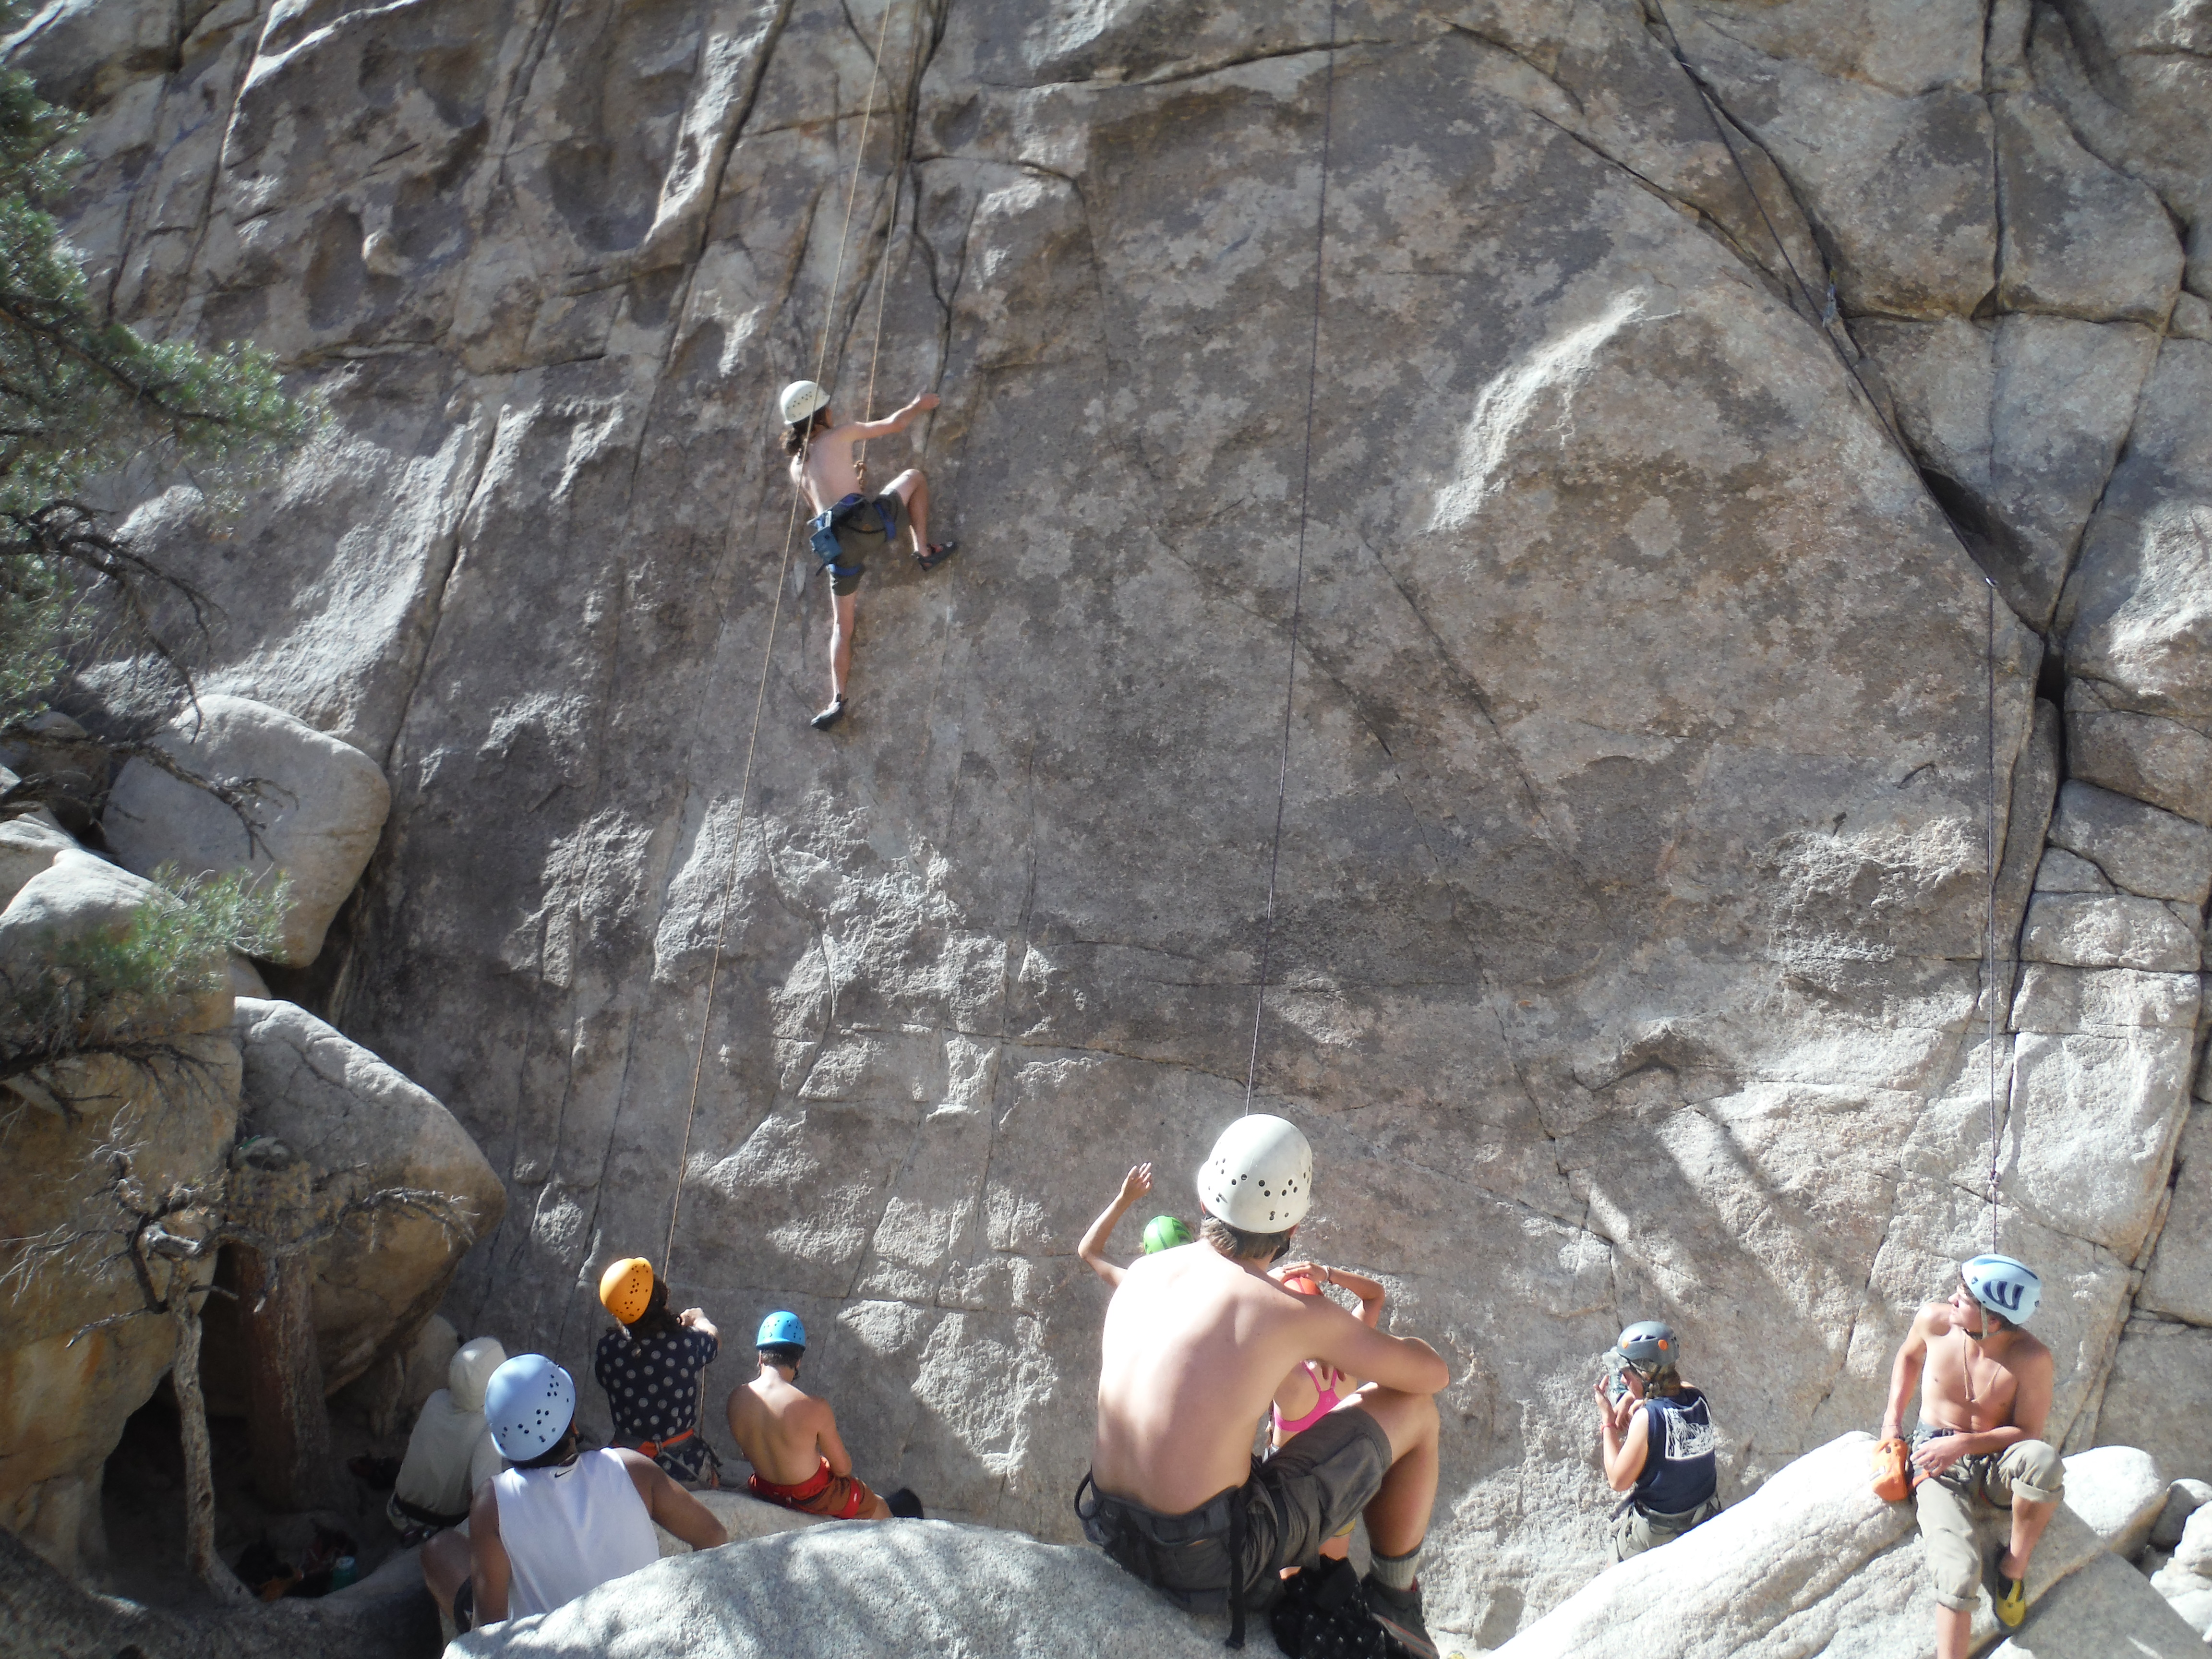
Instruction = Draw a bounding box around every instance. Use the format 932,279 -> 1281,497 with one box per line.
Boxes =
22,0 -> 2212,1635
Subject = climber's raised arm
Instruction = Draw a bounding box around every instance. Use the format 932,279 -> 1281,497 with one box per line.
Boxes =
1078,1164 -> 1154,1289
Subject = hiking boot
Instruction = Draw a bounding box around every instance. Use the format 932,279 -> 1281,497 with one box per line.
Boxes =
1362,1576 -> 1439,1659
809,697 -> 847,731
1992,1547 -> 2027,1627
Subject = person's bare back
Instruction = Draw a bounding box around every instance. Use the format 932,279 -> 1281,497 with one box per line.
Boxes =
728,1367 -> 843,1487
1095,1245 -> 1383,1511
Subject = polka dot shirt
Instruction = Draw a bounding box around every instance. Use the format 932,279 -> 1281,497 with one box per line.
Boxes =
593,1324 -> 719,1457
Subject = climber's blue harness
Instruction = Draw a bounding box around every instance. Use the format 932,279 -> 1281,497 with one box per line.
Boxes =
808,492 -> 898,581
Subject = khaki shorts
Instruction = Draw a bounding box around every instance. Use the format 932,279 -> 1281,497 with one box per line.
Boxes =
1913,1437 -> 2064,1611
1605,1492 -> 1721,1562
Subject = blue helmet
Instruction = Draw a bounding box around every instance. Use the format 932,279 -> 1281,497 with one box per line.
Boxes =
483,1354 -> 576,1461
757,1310 -> 807,1351
1961,1255 -> 2041,1325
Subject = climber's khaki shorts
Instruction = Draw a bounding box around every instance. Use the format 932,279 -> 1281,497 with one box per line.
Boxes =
1913,1435 -> 2064,1611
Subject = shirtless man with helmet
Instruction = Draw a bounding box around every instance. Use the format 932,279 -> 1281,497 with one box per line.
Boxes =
1880,1254 -> 2060,1657
1078,1114 -> 1450,1656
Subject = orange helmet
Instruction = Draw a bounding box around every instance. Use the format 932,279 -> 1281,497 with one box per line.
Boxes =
598,1257 -> 654,1324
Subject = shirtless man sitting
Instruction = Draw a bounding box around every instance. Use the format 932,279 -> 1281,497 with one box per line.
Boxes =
778,378 -> 955,732
1080,1115 -> 1450,1657
1879,1254 -> 2059,1655
725,1311 -> 921,1520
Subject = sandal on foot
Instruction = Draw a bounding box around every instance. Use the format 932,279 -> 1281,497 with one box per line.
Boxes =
809,697 -> 847,731
915,540 -> 958,572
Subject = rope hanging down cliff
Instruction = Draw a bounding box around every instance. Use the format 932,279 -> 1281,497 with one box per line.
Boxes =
661,0 -> 907,1280
1244,2 -> 1338,1112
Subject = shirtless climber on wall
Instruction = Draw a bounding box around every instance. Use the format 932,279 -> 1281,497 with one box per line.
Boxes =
1077,1114 -> 1450,1657
1880,1254 -> 2060,1658
778,379 -> 956,733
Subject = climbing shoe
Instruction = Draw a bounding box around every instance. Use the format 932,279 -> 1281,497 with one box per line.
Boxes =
915,540 -> 958,572
809,697 -> 847,731
1361,1577 -> 1440,1659
887,1487 -> 925,1519
1992,1548 -> 2027,1627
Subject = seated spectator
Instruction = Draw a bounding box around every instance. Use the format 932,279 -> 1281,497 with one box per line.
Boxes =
727,1311 -> 922,1519
421,1354 -> 726,1632
386,1335 -> 506,1544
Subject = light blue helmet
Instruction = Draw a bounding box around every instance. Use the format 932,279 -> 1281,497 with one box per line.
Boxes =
757,1310 -> 807,1351
483,1354 -> 576,1461
1961,1255 -> 2041,1325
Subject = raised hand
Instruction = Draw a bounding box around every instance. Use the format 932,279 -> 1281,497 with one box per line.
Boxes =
1118,1163 -> 1154,1206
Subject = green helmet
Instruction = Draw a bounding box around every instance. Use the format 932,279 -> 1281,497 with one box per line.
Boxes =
1142,1215 -> 1195,1253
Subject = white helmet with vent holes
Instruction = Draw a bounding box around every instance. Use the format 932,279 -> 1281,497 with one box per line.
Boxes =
1197,1114 -> 1312,1232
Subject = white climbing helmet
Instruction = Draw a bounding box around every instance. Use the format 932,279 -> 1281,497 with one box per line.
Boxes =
483,1354 -> 577,1461
448,1335 -> 508,1415
1197,1114 -> 1313,1232
1961,1254 -> 2041,1326
779,379 -> 830,423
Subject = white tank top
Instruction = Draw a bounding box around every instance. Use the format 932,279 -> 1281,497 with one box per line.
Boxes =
493,1449 -> 660,1619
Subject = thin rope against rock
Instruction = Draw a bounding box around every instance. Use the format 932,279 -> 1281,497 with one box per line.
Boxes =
1245,1 -> 1339,1111
1985,571 -> 2002,1252
663,0 -> 902,1280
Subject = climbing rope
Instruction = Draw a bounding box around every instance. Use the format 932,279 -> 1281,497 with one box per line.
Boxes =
1244,1 -> 1339,1110
1649,0 -> 2012,1248
661,0 -> 906,1279
1985,575 -> 2003,1252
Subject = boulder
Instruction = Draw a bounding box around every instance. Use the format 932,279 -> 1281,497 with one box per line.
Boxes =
100,693 -> 390,966
0,812 -> 77,908
2059,1444 -> 2165,1557
0,849 -> 234,1076
200,999 -> 504,1407
450,1518 -> 1249,1659
2154,1479 -> 2212,1550
1486,1433 -> 2104,1659
0,1038 -> 240,1575
2044,781 -> 2212,907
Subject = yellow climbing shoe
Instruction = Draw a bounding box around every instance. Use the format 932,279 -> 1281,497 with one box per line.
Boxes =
1993,1551 -> 2028,1627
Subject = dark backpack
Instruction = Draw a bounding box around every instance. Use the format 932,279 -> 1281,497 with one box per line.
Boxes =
1269,1558 -> 1390,1659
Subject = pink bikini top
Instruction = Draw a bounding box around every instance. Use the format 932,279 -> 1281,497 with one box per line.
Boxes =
1272,1361 -> 1346,1437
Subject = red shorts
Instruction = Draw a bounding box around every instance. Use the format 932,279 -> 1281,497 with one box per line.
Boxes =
749,1459 -> 876,1520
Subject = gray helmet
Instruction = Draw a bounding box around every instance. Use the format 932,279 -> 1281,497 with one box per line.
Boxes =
1615,1320 -> 1679,1375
